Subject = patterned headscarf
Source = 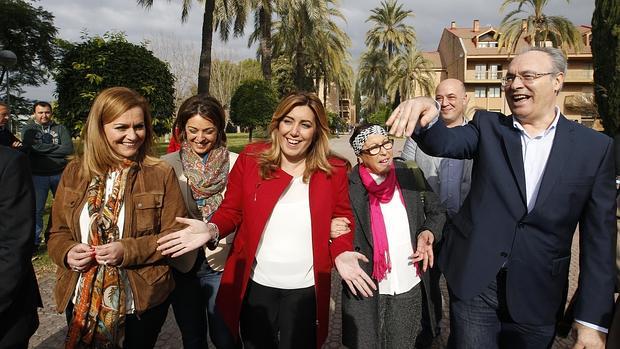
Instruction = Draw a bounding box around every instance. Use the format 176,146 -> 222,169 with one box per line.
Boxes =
351,125 -> 388,156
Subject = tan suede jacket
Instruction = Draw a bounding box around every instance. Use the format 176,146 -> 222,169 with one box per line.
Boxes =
48,159 -> 187,314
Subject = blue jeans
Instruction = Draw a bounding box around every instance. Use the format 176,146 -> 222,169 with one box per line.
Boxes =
32,174 -> 61,247
171,258 -> 237,349
448,269 -> 556,349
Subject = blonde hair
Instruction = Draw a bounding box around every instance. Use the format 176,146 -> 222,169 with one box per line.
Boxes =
258,92 -> 333,182
77,87 -> 158,180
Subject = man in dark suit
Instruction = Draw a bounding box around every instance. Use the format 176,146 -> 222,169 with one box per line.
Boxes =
0,146 -> 42,348
386,47 -> 616,349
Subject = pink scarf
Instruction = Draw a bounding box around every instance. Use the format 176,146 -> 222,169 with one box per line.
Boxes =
358,163 -> 404,281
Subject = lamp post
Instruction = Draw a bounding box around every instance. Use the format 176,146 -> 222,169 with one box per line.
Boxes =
0,49 -> 18,134
0,49 -> 17,105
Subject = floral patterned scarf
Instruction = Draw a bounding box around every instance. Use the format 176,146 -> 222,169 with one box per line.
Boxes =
181,141 -> 229,219
66,161 -> 134,349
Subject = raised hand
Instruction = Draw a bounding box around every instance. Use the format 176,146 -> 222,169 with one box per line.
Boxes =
385,97 -> 439,137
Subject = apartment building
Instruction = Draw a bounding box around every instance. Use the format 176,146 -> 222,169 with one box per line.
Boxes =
427,19 -> 596,126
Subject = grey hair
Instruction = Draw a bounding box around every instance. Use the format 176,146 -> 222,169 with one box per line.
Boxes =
521,46 -> 567,75
518,46 -> 566,93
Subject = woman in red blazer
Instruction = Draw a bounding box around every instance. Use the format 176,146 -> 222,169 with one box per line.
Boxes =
158,92 -> 375,349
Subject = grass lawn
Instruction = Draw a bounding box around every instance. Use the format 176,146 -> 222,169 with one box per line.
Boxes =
35,133 -> 252,271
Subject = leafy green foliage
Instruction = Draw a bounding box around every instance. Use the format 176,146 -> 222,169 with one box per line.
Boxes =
592,0 -> 620,136
54,33 -> 175,136
229,79 -> 278,141
328,111 -> 347,134
365,103 -> 392,125
0,0 -> 58,114
497,0 -> 582,52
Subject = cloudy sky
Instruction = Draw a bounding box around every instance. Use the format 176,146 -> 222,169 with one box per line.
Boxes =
26,0 -> 594,100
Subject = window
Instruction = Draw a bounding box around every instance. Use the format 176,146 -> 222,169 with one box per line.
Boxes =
475,86 -> 487,98
475,64 -> 486,79
488,87 -> 501,98
489,64 -> 502,79
477,41 -> 498,48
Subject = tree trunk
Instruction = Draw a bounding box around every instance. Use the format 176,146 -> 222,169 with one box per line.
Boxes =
294,32 -> 305,89
323,76 -> 328,108
198,0 -> 215,94
249,126 -> 254,142
259,6 -> 272,81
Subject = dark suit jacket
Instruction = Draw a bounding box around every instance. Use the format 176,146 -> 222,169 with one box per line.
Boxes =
341,161 -> 446,348
416,111 -> 616,328
0,146 -> 42,346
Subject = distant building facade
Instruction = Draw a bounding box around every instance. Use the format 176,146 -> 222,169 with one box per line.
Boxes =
426,19 -> 596,126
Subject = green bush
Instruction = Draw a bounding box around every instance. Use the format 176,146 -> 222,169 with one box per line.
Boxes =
55,32 -> 175,136
230,79 -> 278,141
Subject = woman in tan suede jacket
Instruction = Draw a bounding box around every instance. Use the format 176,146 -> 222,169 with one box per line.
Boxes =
48,87 -> 187,348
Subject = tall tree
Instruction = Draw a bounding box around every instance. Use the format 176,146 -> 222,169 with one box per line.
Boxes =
365,0 -> 415,61
358,49 -> 389,114
498,0 -> 583,52
247,0 -> 274,81
592,0 -> 620,137
138,0 -> 248,94
387,48 -> 435,100
0,0 -> 57,112
272,0 -> 346,90
55,33 -> 175,136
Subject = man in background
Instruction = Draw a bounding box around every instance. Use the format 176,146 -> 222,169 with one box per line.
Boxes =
21,101 -> 73,249
0,101 -> 21,148
401,78 -> 473,348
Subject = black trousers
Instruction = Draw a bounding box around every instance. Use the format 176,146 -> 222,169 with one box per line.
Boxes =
240,279 -> 316,349
66,298 -> 170,348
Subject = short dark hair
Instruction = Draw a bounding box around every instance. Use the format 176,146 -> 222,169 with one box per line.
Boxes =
173,94 -> 227,147
33,101 -> 52,112
0,101 -> 9,111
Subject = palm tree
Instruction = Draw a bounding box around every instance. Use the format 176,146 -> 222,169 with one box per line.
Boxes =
358,49 -> 389,114
497,0 -> 583,53
365,0 -> 415,61
306,12 -> 353,103
247,0 -> 274,81
272,0 -> 348,91
387,48 -> 435,100
138,0 -> 248,94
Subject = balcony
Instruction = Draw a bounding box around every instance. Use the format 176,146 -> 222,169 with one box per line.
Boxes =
564,70 -> 593,82
466,70 -> 503,82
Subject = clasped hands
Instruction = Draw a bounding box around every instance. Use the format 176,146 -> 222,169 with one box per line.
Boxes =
66,241 -> 124,272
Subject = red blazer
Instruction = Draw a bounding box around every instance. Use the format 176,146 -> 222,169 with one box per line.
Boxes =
211,142 -> 354,347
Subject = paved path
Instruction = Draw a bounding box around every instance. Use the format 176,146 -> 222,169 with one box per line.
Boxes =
29,137 -> 577,348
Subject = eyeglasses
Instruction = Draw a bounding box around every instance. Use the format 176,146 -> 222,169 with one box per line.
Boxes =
361,139 -> 394,156
501,72 -> 556,87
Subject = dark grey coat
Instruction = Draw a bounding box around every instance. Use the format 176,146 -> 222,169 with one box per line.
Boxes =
341,160 -> 446,349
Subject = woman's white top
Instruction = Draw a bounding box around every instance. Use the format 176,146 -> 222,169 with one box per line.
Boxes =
370,172 -> 421,295
251,176 -> 315,289
73,172 -> 135,313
